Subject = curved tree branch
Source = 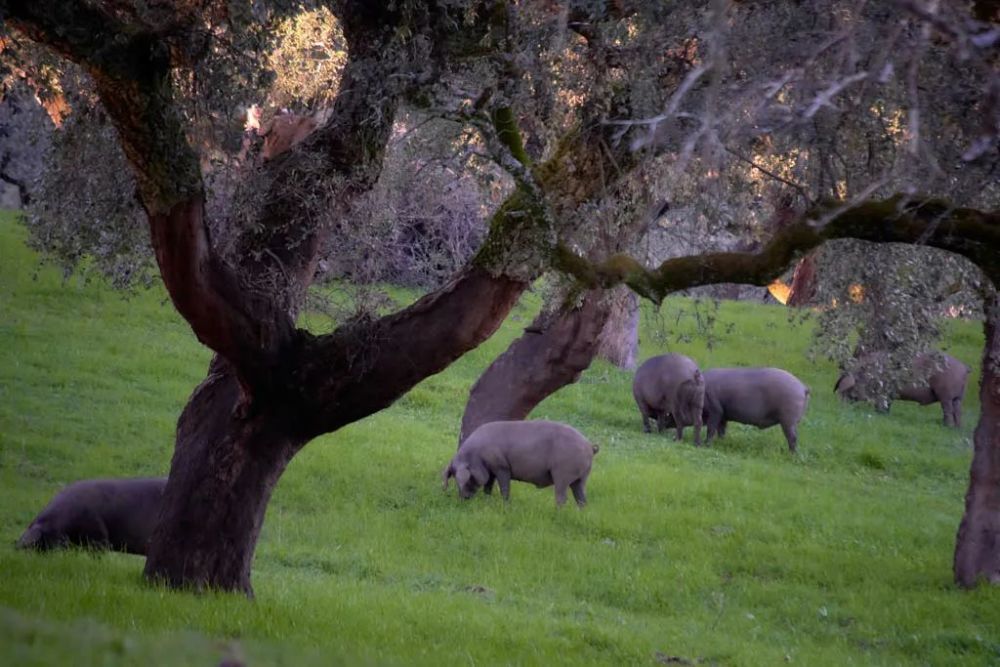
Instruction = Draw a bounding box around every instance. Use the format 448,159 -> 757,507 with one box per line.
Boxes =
459,288 -> 613,443
4,0 -> 295,391
554,195 -> 1000,301
290,92 -> 650,438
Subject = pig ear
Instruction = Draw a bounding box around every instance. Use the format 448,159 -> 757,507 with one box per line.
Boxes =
455,466 -> 471,489
470,462 -> 489,487
442,463 -> 455,491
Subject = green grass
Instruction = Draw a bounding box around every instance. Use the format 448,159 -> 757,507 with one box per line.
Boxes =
1,211 -> 998,666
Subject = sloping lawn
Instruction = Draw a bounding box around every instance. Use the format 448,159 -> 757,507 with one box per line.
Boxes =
1,212 -> 997,665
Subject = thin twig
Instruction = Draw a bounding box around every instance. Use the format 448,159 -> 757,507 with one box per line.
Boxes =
724,147 -> 813,204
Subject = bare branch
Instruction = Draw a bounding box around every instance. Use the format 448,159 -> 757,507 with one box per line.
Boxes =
804,72 -> 868,119
724,147 -> 813,204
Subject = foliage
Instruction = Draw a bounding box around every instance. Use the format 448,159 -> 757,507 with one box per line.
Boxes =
21,72 -> 153,289
5,1 -> 348,288
3,0 -> 1000,602
0,84 -> 48,208
2,216 -> 998,665
4,2 -> 998,339
263,5 -> 347,113
808,239 -> 988,404
319,114 -> 504,291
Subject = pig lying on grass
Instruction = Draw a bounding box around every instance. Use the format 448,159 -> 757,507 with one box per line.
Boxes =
17,477 -> 166,555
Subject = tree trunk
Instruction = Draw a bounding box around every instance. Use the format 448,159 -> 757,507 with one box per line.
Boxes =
595,286 -> 639,370
954,292 -> 1000,587
459,289 -> 613,443
786,251 -> 818,306
143,358 -> 305,596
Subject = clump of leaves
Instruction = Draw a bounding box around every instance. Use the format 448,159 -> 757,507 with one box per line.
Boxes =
808,239 -> 984,406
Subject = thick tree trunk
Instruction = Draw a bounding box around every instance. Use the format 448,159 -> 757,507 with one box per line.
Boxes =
459,289 -> 613,443
143,358 -> 305,596
595,286 -> 639,370
954,293 -> 1000,587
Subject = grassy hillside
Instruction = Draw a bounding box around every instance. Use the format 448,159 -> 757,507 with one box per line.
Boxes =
1,212 -> 997,666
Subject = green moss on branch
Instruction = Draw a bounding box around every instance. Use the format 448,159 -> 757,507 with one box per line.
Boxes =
553,195 -> 1000,302
491,107 -> 531,168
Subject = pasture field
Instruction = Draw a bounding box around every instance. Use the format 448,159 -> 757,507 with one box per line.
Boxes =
1,212 -> 998,666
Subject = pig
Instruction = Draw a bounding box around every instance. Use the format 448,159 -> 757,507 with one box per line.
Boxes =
632,353 -> 705,444
16,477 -> 166,555
442,420 -> 598,507
702,368 -> 810,452
834,351 -> 970,427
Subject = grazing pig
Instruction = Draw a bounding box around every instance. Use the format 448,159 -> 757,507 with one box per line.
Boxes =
442,420 -> 598,507
702,368 -> 810,452
16,477 -> 166,555
834,351 -> 970,427
632,353 -> 705,444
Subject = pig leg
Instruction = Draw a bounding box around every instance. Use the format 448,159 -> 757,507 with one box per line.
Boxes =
780,422 -> 798,453
496,469 -> 512,502
674,419 -> 685,442
658,412 -> 676,434
941,400 -> 954,427
706,413 -> 722,445
693,413 -> 703,447
952,398 -> 962,428
554,482 -> 569,507
640,406 -> 652,433
483,475 -> 496,495
569,478 -> 588,507
67,509 -> 111,551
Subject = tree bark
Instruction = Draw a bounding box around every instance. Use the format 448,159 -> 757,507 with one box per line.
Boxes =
299,266 -> 528,437
553,196 -> 1000,302
459,289 -> 613,443
595,286 -> 640,370
954,292 -> 1000,587
14,2 -> 1000,596
144,357 -> 305,596
786,251 -> 819,306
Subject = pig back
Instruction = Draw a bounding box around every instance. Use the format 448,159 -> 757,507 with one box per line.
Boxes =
633,354 -> 700,410
705,367 -> 808,427
24,477 -> 166,555
463,420 -> 595,485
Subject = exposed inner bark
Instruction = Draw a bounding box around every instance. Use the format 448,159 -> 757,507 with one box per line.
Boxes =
954,292 -> 1000,587
147,196 -> 291,389
300,267 -> 528,438
460,289 -> 614,443
786,252 -> 819,307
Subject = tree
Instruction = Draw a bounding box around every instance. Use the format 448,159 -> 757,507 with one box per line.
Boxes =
2,0 -> 999,596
